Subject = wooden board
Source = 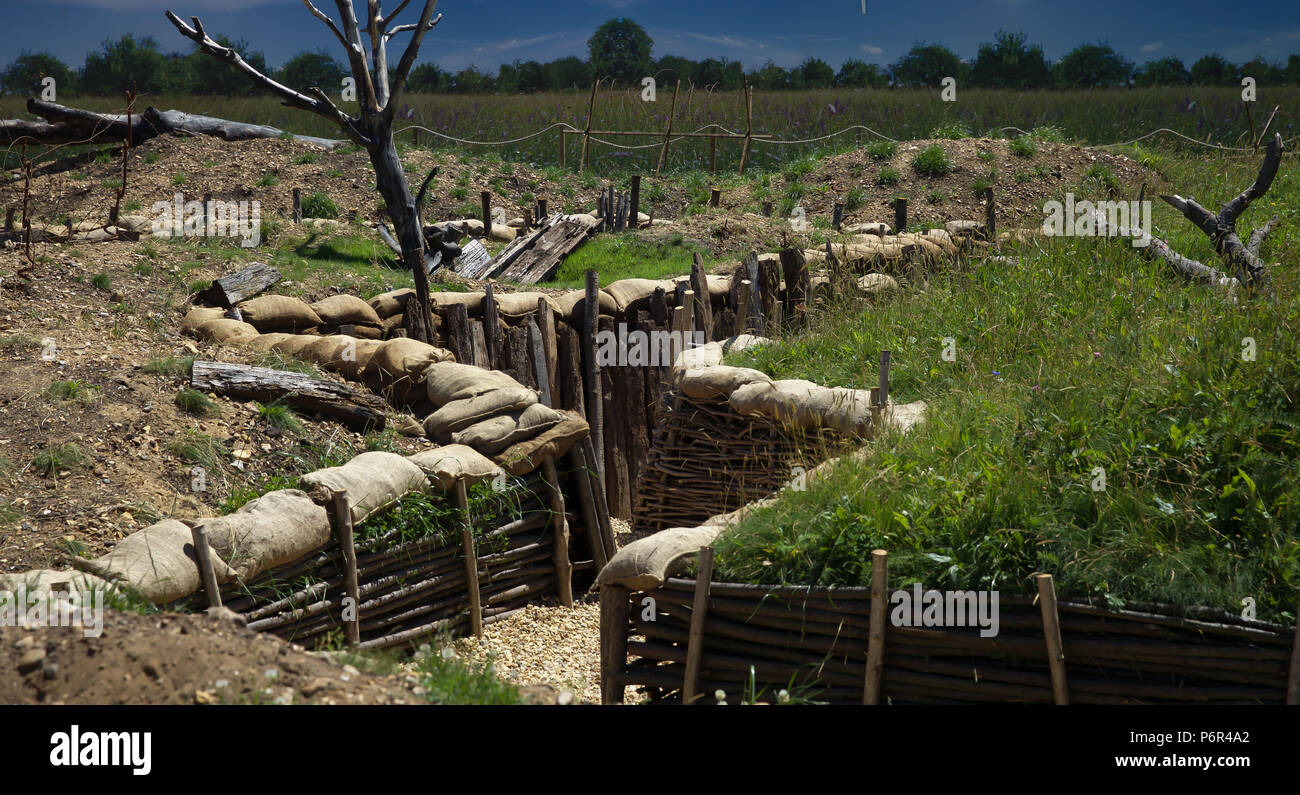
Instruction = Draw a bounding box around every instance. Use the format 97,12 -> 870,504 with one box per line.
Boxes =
190,360 -> 387,430
197,262 -> 280,308
488,214 -> 600,285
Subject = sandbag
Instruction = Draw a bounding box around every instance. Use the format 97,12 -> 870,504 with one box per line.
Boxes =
195,490 -> 330,580
74,519 -> 238,605
390,414 -> 425,437
246,332 -> 296,352
381,314 -> 406,337
406,445 -> 501,490
451,403 -> 565,454
301,452 -> 430,525
430,291 -> 484,315
182,306 -> 224,335
348,323 -> 384,340
728,379 -> 874,435
554,289 -> 617,322
595,524 -> 725,590
196,317 -> 260,344
237,295 -> 322,332
311,294 -> 382,327
494,291 -> 559,317
0,568 -> 119,599
844,222 -> 889,236
678,365 -> 771,400
300,335 -> 383,380
268,334 -> 318,356
423,386 -> 539,442
368,288 -> 414,319
494,412 -> 589,476
857,273 -> 900,296
424,361 -> 527,406
368,338 -> 456,389
604,278 -> 675,315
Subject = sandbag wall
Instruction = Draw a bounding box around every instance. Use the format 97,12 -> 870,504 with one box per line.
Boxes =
600,579 -> 1296,704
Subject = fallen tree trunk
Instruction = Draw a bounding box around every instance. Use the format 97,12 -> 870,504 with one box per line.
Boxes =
197,262 -> 281,308
190,360 -> 387,430
1,99 -> 345,149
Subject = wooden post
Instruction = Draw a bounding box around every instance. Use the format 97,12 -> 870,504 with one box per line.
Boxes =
583,269 -> 605,487
579,77 -> 598,173
738,85 -> 754,175
761,201 -> 772,217
456,480 -> 483,636
329,490 -> 361,648
446,302 -> 473,364
292,188 -> 302,224
538,197 -> 548,219
189,525 -> 222,609
581,436 -> 617,562
745,251 -> 763,335
682,546 -> 715,704
709,187 -> 720,208
984,187 -> 996,241
863,549 -> 888,704
1036,573 -> 1069,704
469,320 -> 489,368
779,247 -> 808,324
735,278 -> 751,334
558,323 -> 585,416
690,253 -> 712,340
893,196 -> 907,234
1286,587 -> 1300,705
709,134 -> 717,174
758,256 -> 781,333
482,281 -> 500,368
599,585 -> 630,704
527,315 -> 553,408
832,202 -> 844,231
629,175 -> 641,226
413,127 -> 420,147
202,192 -> 212,236
878,349 -> 891,410
522,207 -> 533,231
568,445 -> 608,570
480,190 -> 491,238
655,80 -> 680,177
542,457 -> 573,607
3,208 -> 13,238
537,296 -> 557,401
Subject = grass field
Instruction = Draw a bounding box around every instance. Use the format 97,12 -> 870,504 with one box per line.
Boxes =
5,86 -> 1298,175
720,146 -> 1300,623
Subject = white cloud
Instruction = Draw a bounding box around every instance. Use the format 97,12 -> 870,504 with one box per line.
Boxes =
860,44 -> 883,55
1140,41 -> 1163,53
494,33 -> 565,52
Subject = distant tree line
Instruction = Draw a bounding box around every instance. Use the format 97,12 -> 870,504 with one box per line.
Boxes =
3,23 -> 1300,98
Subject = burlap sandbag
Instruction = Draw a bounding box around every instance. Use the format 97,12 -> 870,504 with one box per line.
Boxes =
678,365 -> 771,400
182,307 -> 224,335
554,289 -> 617,322
422,386 -> 539,442
194,490 -> 330,580
494,412 -> 589,476
300,335 -> 383,380
197,317 -> 260,344
451,403 -> 565,454
246,332 -> 295,352
843,222 -> 889,236
0,568 -> 119,599
300,451 -> 429,525
74,519 -> 238,604
348,323 -> 384,340
269,334 -> 318,356
311,294 -> 382,327
423,361 -> 526,406
494,291 -> 559,317
857,273 -> 900,296
368,288 -> 414,319
604,279 -> 674,314
430,291 -> 484,315
381,314 -> 405,337
237,295 -> 322,332
367,338 -> 455,388
406,445 -> 501,490
728,380 -> 874,434
595,524 -> 725,590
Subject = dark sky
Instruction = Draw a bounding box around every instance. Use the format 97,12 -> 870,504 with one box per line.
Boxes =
5,0 -> 1299,74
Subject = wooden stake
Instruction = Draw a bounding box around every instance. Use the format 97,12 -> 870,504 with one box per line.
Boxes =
583,269 -> 605,486
630,175 -> 641,225
1036,573 -> 1069,704
482,281 -> 500,368
682,546 -> 715,704
456,480 -> 483,636
3,208 -> 13,237
538,197 -> 548,219
202,193 -> 212,236
863,549 -> 888,704
329,490 -> 361,648
542,457 -> 573,607
527,315 -> 553,408
893,196 -> 906,234
480,190 -> 491,238
832,202 -> 844,231
537,296 -> 557,401
710,187 -> 720,208
735,278 -> 751,334
581,436 -> 617,562
1287,587 -> 1300,704
738,85 -> 754,175
761,201 -> 772,217
446,302 -> 472,364
292,188 -> 302,224
580,77 -> 598,173
655,80 -> 680,177
559,127 -> 566,170
568,445 -> 608,570
600,585 -> 630,704
189,525 -> 222,609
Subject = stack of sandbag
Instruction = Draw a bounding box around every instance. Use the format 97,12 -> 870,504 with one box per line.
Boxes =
300,451 -> 429,525
422,361 -> 590,475
310,294 -> 384,339
237,295 -> 322,334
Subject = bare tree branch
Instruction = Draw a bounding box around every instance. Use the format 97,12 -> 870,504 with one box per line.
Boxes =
1247,215 -> 1279,257
1219,133 -> 1283,226
381,0 -> 413,28
333,0 -> 380,114
386,0 -> 439,121
1092,210 -> 1240,291
383,14 -> 441,42
367,0 -> 390,108
302,0 -> 350,50
165,10 -> 370,146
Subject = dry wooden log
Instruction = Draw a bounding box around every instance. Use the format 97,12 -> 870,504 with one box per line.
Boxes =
190,360 -> 387,430
482,282 -> 500,368
601,585 -> 631,704
443,302 -> 473,364
196,262 -> 280,308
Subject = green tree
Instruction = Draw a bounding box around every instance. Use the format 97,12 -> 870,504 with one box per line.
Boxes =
1287,54 -> 1300,85
275,50 -> 348,93
970,30 -> 1051,88
587,18 -> 652,85
80,35 -> 172,95
1,51 -> 76,96
545,56 -> 591,91
652,55 -> 695,86
1239,56 -> 1283,85
1189,53 -> 1236,85
890,43 -> 966,87
187,35 -> 267,95
1133,56 -> 1189,86
1052,43 -> 1132,87
835,59 -> 890,88
747,60 -> 792,90
406,63 -> 447,93
799,57 -> 835,89
449,65 -> 493,94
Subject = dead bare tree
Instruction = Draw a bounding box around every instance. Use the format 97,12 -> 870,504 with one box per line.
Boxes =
165,1 -> 443,341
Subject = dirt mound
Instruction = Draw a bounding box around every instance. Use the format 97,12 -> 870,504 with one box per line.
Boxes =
0,608 -> 419,705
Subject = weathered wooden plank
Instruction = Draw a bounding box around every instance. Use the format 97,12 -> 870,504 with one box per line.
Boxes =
495,214 -> 600,285
190,360 -> 387,430
198,262 -> 280,308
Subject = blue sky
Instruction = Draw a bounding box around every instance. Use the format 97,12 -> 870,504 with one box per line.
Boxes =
5,0 -> 1300,74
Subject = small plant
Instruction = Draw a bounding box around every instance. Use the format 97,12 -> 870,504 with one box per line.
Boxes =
1015,170 -> 1034,183
1031,125 -> 1066,143
122,199 -> 142,213
971,175 -> 993,196
142,151 -> 160,164
301,192 -> 339,219
94,149 -> 115,165
876,167 -> 900,187
91,273 -> 112,290
175,388 -> 220,417
1009,135 -> 1037,157
32,443 -> 89,478
866,140 -> 897,160
253,351 -> 320,377
0,332 -> 40,353
926,186 -> 951,204
326,169 -> 343,179
257,400 -> 305,434
413,643 -> 523,705
256,172 -> 279,187
911,145 -> 954,177
365,428 -> 400,452
976,149 -> 996,164
172,172 -> 188,186
165,430 -> 228,471
1085,163 -> 1119,195
929,120 -> 972,140
292,152 -> 318,165
449,186 -> 468,201
844,186 -> 867,211
46,379 -> 100,405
